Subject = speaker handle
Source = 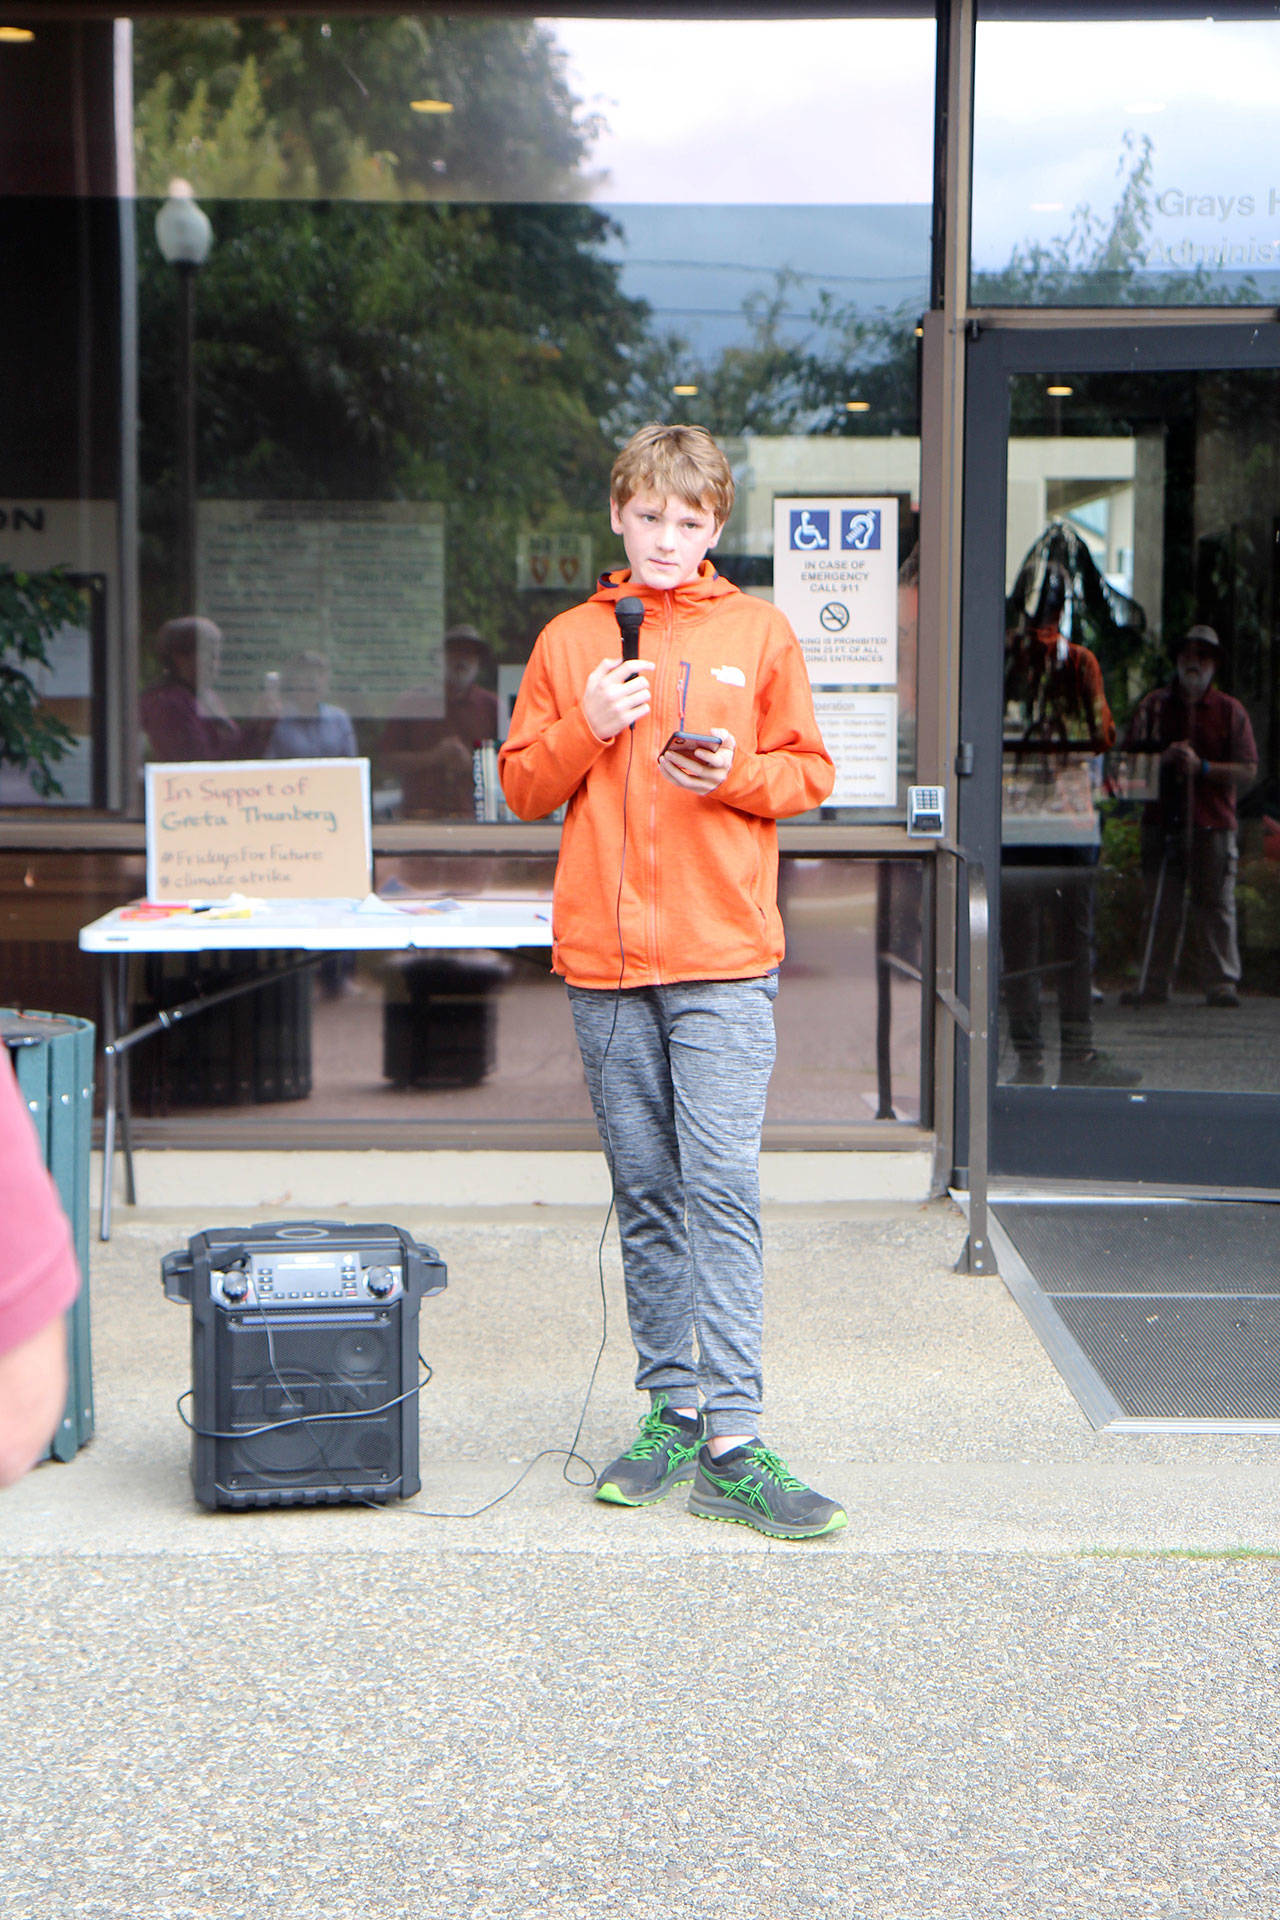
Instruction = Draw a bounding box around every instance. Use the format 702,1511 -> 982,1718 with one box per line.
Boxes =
162,1250 -> 194,1303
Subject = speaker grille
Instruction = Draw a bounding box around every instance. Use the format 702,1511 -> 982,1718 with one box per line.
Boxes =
205,1310 -> 409,1504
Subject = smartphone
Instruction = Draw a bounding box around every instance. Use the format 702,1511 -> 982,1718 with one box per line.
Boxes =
660,729 -> 721,758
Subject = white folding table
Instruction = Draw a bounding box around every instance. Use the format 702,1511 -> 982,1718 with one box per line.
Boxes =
79,896 -> 554,1239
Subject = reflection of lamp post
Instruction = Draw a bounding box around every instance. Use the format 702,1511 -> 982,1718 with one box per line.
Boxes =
155,179 -> 213,611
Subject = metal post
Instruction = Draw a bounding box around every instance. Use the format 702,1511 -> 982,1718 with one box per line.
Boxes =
176,260 -> 197,611
958,864 -> 995,1274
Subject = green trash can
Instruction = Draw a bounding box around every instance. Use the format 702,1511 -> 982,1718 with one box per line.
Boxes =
1,1009 -> 95,1460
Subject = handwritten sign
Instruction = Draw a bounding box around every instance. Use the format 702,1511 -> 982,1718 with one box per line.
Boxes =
145,759 -> 372,901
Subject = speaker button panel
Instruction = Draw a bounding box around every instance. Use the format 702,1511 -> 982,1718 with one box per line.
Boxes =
209,1249 -> 404,1306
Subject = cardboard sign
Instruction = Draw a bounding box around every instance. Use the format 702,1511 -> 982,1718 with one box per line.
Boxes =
145,759 -> 372,902
772,495 -> 899,686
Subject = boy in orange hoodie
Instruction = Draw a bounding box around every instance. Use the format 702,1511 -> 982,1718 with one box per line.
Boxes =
499,423 -> 845,1539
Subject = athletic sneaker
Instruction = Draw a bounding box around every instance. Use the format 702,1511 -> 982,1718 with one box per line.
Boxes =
687,1441 -> 847,1540
595,1397 -> 704,1506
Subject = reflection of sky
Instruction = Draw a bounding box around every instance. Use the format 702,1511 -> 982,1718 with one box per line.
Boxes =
547,17 -> 935,358
598,205 -> 932,361
972,19 -> 1280,278
550,16 -> 936,205
552,12 -> 1280,292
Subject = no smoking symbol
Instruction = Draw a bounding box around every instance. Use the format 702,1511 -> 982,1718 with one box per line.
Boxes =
820,601 -> 850,632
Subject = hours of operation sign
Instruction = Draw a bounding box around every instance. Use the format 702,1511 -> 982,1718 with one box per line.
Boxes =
772,495 -> 899,687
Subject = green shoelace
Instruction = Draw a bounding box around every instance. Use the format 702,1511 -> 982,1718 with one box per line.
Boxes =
622,1402 -> 691,1459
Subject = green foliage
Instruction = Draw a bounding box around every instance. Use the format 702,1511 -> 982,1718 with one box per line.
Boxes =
136,196 -> 649,649
0,569 -> 82,797
133,15 -> 599,203
975,133 -> 1263,308
133,17 -> 642,657
1095,804 -> 1146,979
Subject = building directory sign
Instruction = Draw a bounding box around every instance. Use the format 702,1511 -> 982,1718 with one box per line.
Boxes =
197,501 -> 445,720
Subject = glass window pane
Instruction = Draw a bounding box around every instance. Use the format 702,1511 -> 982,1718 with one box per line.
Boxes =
974,13 -> 1280,307
124,12 -> 934,825
0,14 -> 934,823
998,367 -> 1280,1094
14,853 -> 919,1138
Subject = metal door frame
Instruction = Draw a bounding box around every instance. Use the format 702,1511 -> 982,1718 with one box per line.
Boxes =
958,316 -> 1280,1190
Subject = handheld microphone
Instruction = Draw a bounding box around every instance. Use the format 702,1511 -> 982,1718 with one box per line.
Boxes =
614,596 -> 645,668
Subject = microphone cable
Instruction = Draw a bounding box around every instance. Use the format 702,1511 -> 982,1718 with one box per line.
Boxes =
391,604 -> 642,1520
179,611 -> 644,1524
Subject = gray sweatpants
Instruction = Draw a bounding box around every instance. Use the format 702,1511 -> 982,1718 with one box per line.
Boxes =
567,975 -> 778,1438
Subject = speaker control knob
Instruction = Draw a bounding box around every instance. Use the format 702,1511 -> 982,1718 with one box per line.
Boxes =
221,1271 -> 249,1303
365,1266 -> 394,1298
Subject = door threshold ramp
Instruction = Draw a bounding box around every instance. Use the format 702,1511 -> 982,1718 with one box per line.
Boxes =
985,1177 -> 1280,1206
980,1194 -> 1280,1433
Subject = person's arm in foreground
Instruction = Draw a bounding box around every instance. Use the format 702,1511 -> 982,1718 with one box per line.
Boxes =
0,1050 -> 80,1486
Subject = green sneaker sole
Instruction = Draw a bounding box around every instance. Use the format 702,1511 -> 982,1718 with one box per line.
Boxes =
686,1490 -> 847,1540
595,1464 -> 697,1507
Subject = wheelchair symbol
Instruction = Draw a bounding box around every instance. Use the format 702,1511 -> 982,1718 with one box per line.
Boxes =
790,508 -> 829,551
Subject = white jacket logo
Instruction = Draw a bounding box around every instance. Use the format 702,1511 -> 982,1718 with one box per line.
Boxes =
711,665 -> 746,688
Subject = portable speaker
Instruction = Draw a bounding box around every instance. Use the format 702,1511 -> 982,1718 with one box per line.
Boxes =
162,1221 -> 446,1510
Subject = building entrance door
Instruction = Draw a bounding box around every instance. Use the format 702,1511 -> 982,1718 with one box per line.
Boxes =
960,321 -> 1280,1189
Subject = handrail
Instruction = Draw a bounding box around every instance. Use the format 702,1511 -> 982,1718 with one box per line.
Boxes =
934,843 -> 996,1276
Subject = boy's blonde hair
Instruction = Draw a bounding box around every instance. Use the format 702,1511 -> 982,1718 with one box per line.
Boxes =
610,422 -> 735,526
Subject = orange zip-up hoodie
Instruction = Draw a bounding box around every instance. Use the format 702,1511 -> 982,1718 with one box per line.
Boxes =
499,563 -> 835,989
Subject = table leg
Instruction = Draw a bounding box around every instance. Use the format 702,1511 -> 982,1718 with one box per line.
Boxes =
98,956 -> 119,1241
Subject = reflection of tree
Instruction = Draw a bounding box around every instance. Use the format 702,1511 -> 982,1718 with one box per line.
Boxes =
611,271 -> 922,443
975,133 -> 1260,308
0,569 -> 82,797
627,130 -> 1267,449
134,15 -> 600,201
133,20 -> 646,660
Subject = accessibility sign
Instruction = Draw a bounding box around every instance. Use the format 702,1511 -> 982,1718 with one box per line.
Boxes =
773,495 -> 899,687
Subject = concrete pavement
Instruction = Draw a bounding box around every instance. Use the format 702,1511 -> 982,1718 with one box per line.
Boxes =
3,1191 -> 1279,1918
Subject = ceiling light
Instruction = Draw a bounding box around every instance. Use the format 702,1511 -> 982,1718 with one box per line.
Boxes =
1030,201 -> 1064,214
672,383 -> 698,396
1046,385 -> 1073,397
411,98 -> 454,114
845,400 -> 871,413
0,26 -> 35,41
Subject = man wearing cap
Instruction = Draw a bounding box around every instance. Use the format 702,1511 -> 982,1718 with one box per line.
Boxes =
379,624 -> 499,818
1122,625 -> 1257,1007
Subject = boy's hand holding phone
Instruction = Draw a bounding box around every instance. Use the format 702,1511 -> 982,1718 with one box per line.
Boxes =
658,727 -> 734,794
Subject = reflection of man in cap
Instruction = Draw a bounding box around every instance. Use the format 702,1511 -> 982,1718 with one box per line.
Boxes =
378,624 -> 499,818
1122,625 -> 1258,1007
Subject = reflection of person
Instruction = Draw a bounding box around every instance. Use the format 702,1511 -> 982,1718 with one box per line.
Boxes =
499,421 -> 844,1539
1121,625 -> 1258,1007
378,625 -> 499,818
0,1047 -> 80,1486
1001,560 -> 1131,1085
140,616 -> 275,762
265,649 -> 360,995
265,650 -> 357,760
